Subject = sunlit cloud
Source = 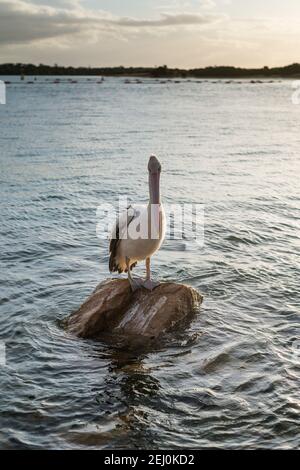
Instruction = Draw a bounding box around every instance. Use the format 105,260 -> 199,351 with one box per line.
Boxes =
0,0 -> 225,45
1,0 -> 300,68
113,13 -> 223,28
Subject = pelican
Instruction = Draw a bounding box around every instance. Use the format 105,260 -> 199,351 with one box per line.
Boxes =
109,155 -> 166,291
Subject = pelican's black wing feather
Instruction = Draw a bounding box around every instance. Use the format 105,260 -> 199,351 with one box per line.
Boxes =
109,205 -> 135,273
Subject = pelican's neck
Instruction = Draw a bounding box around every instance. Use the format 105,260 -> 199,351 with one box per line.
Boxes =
148,172 -> 161,206
148,172 -> 161,238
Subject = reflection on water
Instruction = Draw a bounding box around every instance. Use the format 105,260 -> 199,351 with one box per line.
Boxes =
65,348 -> 161,449
0,77 -> 299,449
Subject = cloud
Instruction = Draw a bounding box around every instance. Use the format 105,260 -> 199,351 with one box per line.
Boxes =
0,1 -> 72,44
3,0 -> 299,69
0,0 -> 224,45
156,0 -> 216,12
113,13 -> 223,28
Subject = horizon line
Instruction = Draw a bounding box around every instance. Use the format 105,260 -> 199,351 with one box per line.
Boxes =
1,62 -> 300,70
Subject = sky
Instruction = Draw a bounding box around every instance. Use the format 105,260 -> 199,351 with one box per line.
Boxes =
1,0 -> 300,68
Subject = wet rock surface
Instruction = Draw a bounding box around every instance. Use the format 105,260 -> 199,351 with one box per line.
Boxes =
66,279 -> 203,340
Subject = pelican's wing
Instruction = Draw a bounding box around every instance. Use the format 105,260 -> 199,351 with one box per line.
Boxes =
109,205 -> 135,272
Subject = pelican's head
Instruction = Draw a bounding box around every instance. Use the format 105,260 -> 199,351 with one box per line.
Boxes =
148,155 -> 161,174
148,155 -> 161,204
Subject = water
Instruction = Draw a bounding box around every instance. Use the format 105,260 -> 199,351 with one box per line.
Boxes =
0,76 -> 299,449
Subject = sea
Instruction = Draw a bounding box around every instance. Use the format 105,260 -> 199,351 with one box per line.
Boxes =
0,75 -> 299,449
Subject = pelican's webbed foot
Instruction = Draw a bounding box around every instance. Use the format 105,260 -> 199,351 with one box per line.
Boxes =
142,279 -> 160,291
129,277 -> 160,292
129,276 -> 145,292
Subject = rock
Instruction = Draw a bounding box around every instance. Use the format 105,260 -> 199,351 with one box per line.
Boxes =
66,279 -> 203,340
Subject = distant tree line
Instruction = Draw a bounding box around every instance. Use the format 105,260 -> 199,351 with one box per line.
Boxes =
1,62 -> 300,78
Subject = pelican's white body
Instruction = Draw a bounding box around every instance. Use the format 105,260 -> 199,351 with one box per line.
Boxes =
112,203 -> 166,272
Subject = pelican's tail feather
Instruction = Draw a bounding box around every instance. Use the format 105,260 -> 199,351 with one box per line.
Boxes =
109,238 -> 122,273
108,205 -> 135,274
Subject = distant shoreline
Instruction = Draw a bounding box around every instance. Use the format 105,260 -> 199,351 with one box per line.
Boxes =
1,63 -> 300,79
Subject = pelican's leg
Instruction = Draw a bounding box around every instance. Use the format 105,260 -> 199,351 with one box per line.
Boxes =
143,257 -> 160,290
126,257 -> 144,292
146,257 -> 151,281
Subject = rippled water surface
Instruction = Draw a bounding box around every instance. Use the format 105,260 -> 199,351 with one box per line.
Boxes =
0,76 -> 299,449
